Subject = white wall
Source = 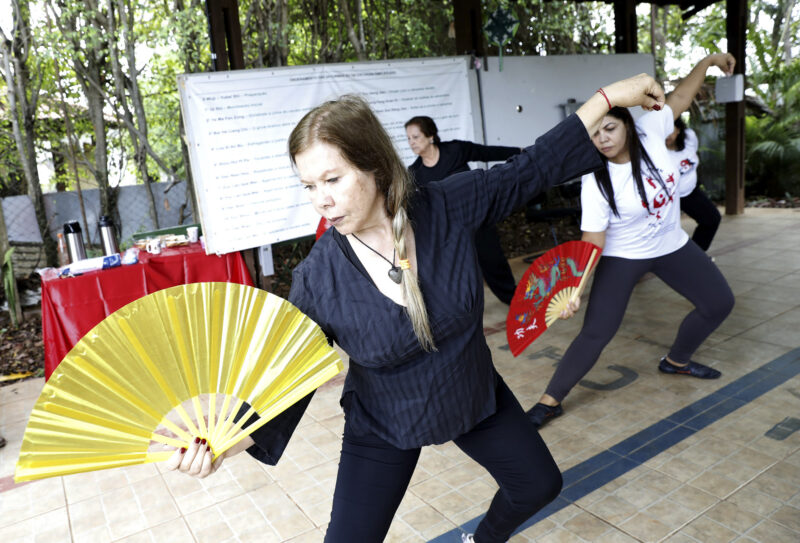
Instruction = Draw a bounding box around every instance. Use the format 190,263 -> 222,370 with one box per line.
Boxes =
477,54 -> 655,147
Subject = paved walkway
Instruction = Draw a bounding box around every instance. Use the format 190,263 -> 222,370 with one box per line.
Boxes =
1,208 -> 798,542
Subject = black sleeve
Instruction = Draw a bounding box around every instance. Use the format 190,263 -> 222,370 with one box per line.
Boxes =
453,140 -> 521,163
240,261 -> 331,465
237,392 -> 315,465
436,114 -> 603,231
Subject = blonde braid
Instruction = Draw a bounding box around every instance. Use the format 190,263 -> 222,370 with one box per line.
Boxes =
392,207 -> 435,351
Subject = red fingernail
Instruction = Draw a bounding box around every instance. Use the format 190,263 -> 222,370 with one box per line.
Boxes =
194,437 -> 200,444
653,104 -> 661,111
180,447 -> 187,454
200,438 -> 207,445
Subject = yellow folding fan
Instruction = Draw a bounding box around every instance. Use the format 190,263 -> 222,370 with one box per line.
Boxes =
15,282 -> 343,482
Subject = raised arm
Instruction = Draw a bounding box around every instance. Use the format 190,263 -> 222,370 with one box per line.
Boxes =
577,73 -> 666,135
461,141 -> 521,163
666,53 -> 736,120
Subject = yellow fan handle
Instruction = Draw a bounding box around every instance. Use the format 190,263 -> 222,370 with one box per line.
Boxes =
545,287 -> 578,326
544,248 -> 599,326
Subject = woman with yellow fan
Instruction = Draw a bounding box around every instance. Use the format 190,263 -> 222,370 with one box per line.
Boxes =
526,54 -> 737,429
171,76 -> 667,542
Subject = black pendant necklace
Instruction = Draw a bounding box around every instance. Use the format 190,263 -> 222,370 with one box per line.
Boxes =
351,234 -> 402,284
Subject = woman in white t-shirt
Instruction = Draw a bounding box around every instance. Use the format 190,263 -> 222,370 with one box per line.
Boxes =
668,118 -> 722,251
527,53 -> 737,428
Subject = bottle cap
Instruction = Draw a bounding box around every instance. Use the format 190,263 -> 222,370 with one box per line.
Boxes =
98,215 -> 114,227
64,221 -> 82,234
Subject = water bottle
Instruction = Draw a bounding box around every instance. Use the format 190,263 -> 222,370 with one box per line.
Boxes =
63,221 -> 87,263
98,215 -> 120,256
56,233 -> 70,267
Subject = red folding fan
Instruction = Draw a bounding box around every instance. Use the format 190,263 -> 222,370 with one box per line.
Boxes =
506,240 -> 602,356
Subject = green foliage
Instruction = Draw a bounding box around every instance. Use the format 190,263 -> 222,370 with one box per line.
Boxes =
2,248 -> 20,328
745,107 -> 800,196
0,125 -> 26,197
5,0 -> 800,208
743,10 -> 800,197
636,4 -> 728,82
264,0 -> 455,65
490,0 -> 615,56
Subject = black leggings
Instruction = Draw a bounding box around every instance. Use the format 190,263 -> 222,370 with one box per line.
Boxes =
324,379 -> 562,543
545,241 -> 734,402
680,187 -> 721,251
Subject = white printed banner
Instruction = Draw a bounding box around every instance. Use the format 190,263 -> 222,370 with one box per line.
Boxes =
178,57 -> 473,255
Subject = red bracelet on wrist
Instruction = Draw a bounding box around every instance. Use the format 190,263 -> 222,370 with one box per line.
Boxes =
597,88 -> 612,110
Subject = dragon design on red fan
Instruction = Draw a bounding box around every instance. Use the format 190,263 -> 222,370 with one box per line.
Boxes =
507,241 -> 601,356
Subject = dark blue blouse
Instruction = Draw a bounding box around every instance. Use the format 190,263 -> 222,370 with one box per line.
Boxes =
245,114 -> 602,461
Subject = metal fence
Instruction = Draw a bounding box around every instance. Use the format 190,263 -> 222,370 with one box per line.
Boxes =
2,181 -> 195,277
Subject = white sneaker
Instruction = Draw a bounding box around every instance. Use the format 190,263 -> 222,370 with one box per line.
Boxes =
462,532 -> 509,542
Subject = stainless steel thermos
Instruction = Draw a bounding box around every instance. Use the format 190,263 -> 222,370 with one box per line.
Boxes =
98,215 -> 120,256
63,221 -> 87,263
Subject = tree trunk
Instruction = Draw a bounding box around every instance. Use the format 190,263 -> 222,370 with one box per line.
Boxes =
770,0 -> 786,54
174,0 -> 201,223
50,47 -> 92,246
0,1 -> 56,267
650,4 -> 657,59
363,0 -> 377,58
55,0 -> 116,223
649,4 -> 668,83
319,0 -> 329,61
255,1 -> 266,68
341,0 -> 367,60
122,0 -> 157,219
279,0 -> 289,65
178,110 -> 199,223
382,0 -> 391,58
83,63 -> 114,219
357,0 -> 366,56
109,0 -> 159,228
779,0 -> 796,63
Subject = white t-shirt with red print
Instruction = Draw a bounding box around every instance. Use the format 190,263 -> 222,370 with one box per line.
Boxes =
669,127 -> 700,198
581,106 -> 689,259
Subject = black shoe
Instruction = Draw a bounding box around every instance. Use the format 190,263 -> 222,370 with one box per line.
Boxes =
0,436 -> 6,449
658,357 -> 721,379
526,402 -> 563,428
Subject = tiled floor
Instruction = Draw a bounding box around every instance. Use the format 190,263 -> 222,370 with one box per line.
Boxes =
1,207 -> 799,542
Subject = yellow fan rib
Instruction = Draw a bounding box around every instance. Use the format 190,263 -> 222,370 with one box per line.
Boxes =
15,282 -> 343,483
543,247 -> 599,327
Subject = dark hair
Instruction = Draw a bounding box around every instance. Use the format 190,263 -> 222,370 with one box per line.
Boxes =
673,117 -> 687,152
594,107 -> 666,217
404,116 -> 441,144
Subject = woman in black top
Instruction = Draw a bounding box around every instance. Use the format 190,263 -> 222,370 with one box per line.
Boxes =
406,116 -> 521,305
169,74 -> 667,543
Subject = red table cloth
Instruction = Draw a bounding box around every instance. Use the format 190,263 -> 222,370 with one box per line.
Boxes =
41,243 -> 254,380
